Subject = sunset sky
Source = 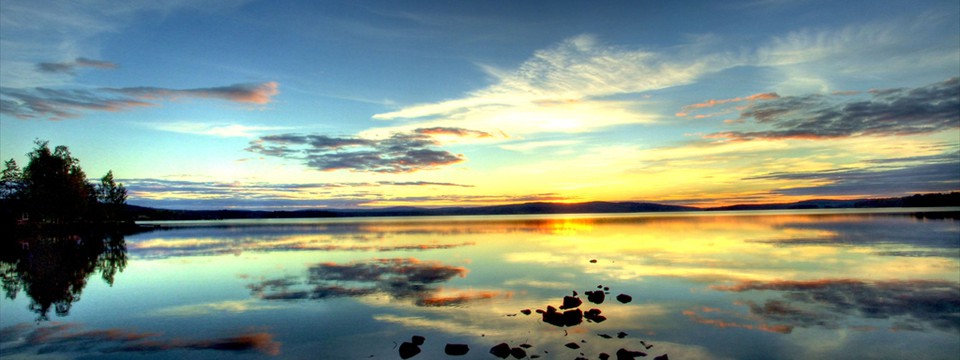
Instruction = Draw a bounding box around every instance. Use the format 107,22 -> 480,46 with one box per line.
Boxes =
1,0 -> 958,210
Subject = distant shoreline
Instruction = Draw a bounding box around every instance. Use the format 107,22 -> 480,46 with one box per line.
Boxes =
127,192 -> 959,221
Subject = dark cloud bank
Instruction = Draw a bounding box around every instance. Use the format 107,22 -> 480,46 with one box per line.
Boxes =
35,57 -> 119,74
247,127 -> 491,173
0,82 -> 278,119
709,77 -> 959,141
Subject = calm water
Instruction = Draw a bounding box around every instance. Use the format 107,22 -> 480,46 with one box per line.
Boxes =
2,209 -> 959,359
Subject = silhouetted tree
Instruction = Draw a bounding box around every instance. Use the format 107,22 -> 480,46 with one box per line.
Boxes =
1,158 -> 23,200
2,140 -> 129,226
97,170 -> 128,222
21,140 -> 94,223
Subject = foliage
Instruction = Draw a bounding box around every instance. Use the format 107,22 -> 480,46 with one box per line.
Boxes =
1,140 -> 128,225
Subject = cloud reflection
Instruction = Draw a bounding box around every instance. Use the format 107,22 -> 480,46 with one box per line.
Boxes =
247,258 -> 503,307
706,278 -> 960,333
0,322 -> 281,356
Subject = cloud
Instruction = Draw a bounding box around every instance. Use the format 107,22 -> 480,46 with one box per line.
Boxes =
413,127 -> 493,138
121,178 -> 570,210
149,122 -> 290,137
0,322 -> 281,356
706,78 -> 960,141
36,57 -> 118,74
377,181 -> 475,188
745,156 -> 960,196
710,278 -> 960,333
367,34 -> 722,137
676,92 -> 779,117
0,82 -> 279,119
247,131 -> 465,173
106,82 -> 279,105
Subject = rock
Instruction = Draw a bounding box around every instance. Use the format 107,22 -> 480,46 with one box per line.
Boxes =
561,295 -> 583,309
565,342 -> 581,349
584,308 -> 607,323
411,335 -> 425,346
654,355 -> 669,360
616,294 -> 632,303
519,344 -> 532,349
616,348 -> 647,360
398,342 -> 420,359
617,331 -> 628,339
599,353 -> 611,360
520,309 -> 532,315
598,333 -> 613,339
590,259 -> 598,263
510,347 -> 527,359
490,343 -> 511,359
586,290 -> 605,304
562,308 -> 584,327
444,344 -> 469,356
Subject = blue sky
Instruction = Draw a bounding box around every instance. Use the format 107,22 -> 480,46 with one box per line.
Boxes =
1,0 -> 958,209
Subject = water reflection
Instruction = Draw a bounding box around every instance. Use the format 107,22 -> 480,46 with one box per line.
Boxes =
0,322 -> 280,356
247,258 -> 503,307
0,231 -> 127,321
3,210 -> 957,359
705,278 -> 960,333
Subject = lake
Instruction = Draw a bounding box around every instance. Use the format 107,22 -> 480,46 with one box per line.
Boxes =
2,208 -> 959,359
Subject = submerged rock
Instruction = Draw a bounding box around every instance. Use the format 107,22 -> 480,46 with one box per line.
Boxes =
586,290 -> 605,304
616,348 -> 647,360
490,343 -> 511,358
398,342 -> 421,359
561,295 -> 583,309
411,335 -> 425,346
510,347 -> 527,359
444,344 -> 469,356
584,308 -> 607,323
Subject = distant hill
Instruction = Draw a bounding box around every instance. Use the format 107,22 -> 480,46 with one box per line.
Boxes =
126,192 -> 960,221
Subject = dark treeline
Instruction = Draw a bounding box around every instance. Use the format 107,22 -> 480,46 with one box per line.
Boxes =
1,140 -> 131,235
127,193 -> 960,221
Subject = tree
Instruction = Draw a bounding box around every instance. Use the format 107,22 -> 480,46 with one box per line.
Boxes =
3,140 -> 129,226
97,170 -> 127,222
1,159 -> 23,200
21,140 -> 93,223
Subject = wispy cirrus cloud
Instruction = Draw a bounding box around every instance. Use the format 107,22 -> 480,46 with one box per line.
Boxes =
36,57 -> 118,74
149,121 -> 290,138
120,178 -> 479,210
367,34 -> 724,137
706,78 -> 960,141
0,82 -> 279,120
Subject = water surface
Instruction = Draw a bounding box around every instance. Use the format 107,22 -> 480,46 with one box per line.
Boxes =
2,209 -> 958,359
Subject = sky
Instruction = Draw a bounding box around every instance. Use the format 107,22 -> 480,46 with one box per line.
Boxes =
1,0 -> 958,210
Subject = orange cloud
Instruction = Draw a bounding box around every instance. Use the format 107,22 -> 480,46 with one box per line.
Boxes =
678,92 -> 780,117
